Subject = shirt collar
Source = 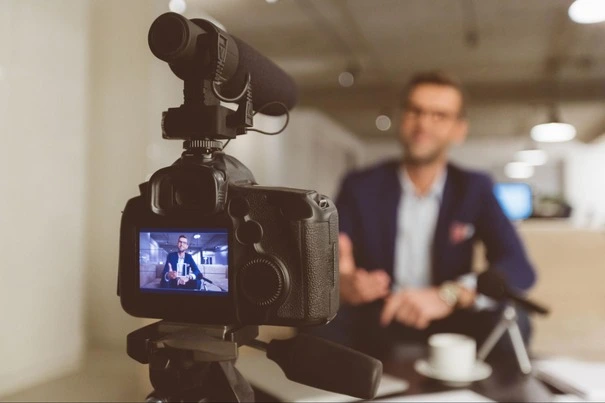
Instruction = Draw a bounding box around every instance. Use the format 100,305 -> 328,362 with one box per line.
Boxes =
399,166 -> 447,200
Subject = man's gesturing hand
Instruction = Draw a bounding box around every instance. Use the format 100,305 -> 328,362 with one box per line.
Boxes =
339,233 -> 390,306
380,287 -> 453,329
167,263 -> 177,280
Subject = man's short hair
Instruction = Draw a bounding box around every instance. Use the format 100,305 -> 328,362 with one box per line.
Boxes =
178,235 -> 187,241
399,70 -> 467,117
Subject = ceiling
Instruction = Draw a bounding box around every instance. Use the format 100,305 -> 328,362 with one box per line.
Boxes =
150,232 -> 228,254
187,0 -> 605,142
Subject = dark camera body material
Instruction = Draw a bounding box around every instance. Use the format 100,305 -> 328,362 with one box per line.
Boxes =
118,152 -> 339,327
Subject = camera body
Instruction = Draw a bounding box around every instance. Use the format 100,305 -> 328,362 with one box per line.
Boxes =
119,151 -> 339,326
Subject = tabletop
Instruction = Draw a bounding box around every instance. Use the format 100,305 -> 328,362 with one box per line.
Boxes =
379,344 -> 554,402
253,343 -> 555,402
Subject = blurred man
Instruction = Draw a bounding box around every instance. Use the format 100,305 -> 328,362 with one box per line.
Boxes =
314,71 -> 536,358
161,235 -> 203,290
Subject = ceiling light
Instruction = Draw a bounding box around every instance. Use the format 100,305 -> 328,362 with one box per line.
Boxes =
338,71 -> 355,87
193,234 -> 201,239
375,115 -> 392,131
531,123 -> 576,142
266,0 -> 279,3
569,0 -> 605,24
505,162 -> 534,180
531,105 -> 576,143
168,0 -> 187,14
514,148 -> 548,166
338,64 -> 361,88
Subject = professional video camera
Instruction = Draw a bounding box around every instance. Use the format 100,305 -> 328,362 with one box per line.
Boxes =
118,11 -> 339,327
117,12 -> 381,402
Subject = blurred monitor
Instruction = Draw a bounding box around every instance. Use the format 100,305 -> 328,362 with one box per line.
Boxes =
494,182 -> 533,221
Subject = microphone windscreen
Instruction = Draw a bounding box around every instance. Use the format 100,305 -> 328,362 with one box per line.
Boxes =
266,333 -> 382,400
222,35 -> 298,116
477,269 -> 508,300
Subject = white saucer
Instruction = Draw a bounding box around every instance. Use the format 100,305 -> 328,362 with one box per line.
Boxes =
414,359 -> 492,386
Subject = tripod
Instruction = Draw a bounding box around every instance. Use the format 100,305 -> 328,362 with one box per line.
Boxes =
128,321 -> 259,402
477,304 -> 532,374
128,320 -> 383,402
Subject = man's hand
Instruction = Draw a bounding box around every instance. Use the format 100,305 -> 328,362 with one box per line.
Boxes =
167,263 -> 177,280
177,277 -> 189,285
339,233 -> 390,306
380,287 -> 454,329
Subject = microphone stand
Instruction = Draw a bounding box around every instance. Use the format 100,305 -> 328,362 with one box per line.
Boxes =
477,303 -> 532,374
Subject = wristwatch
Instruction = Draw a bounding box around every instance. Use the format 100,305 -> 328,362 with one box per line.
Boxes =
438,281 -> 461,308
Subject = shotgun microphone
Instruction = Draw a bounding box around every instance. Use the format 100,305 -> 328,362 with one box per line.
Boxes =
148,12 -> 297,116
477,269 -> 549,315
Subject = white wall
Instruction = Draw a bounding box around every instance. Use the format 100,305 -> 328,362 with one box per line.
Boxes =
565,142 -> 605,229
0,0 -> 90,397
85,0 -> 159,349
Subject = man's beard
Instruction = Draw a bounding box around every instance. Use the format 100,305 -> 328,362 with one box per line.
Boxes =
402,146 -> 446,166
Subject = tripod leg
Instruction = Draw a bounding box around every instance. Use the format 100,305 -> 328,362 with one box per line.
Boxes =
206,361 -> 254,402
477,316 -> 510,362
508,322 -> 532,374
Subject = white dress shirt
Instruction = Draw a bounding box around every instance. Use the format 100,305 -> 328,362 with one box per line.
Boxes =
393,168 -> 446,289
393,167 -> 494,309
177,257 -> 186,275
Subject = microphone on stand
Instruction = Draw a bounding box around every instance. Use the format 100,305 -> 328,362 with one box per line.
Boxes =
477,269 -> 549,315
476,269 -> 551,374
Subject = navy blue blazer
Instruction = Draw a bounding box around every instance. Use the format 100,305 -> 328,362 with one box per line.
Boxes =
336,160 -> 536,291
160,252 -> 202,288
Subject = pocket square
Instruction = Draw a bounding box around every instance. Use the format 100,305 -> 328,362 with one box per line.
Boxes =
449,221 -> 475,245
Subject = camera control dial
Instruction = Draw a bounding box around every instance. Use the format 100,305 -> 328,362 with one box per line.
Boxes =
239,258 -> 288,307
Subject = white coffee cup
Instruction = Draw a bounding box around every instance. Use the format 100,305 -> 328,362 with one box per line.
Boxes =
428,333 -> 476,378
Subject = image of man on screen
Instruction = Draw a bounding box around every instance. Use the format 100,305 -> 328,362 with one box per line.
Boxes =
160,235 -> 203,290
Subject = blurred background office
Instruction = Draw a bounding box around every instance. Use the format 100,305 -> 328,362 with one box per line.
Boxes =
1,0 -> 604,400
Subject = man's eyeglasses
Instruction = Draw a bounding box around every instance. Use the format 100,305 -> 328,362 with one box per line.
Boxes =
403,105 -> 461,124
178,240 -> 188,245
